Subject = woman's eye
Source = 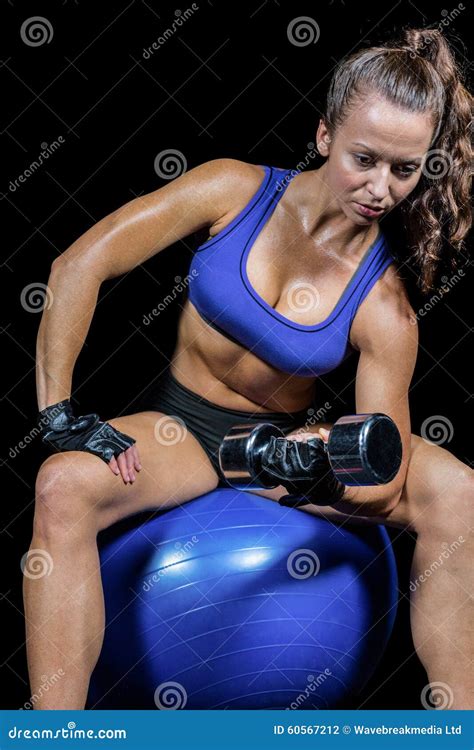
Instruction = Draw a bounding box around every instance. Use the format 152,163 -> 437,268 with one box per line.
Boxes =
354,154 -> 372,166
397,166 -> 418,178
354,154 -> 418,178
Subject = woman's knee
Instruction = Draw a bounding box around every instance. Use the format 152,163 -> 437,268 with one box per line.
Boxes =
34,452 -> 111,539
414,463 -> 474,538
437,466 -> 474,532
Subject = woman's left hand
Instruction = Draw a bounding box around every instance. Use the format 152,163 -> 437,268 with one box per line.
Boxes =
286,427 -> 330,444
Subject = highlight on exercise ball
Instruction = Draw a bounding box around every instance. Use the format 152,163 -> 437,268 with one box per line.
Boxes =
87,487 -> 398,710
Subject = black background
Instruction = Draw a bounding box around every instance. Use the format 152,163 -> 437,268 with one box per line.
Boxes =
1,0 -> 472,710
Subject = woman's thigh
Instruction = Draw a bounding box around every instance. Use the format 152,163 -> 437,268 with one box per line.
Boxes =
35,410 -> 220,533
248,430 -> 471,532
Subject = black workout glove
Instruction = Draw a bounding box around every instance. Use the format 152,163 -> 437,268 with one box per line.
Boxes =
261,436 -> 345,508
37,399 -> 136,465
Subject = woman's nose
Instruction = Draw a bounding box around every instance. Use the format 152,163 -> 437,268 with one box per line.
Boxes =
367,168 -> 391,201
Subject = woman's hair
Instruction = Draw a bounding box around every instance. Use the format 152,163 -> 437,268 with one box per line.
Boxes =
323,28 -> 473,294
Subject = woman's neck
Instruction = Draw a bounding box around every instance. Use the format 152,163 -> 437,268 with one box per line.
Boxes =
295,164 -> 376,259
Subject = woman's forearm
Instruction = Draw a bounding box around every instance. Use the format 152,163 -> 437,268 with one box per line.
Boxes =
331,483 -> 403,517
36,258 -> 101,411
34,160 -> 245,413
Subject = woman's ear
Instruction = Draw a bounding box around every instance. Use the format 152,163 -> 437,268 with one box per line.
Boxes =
315,120 -> 332,156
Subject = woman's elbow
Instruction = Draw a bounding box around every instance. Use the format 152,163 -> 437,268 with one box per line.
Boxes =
373,486 -> 403,517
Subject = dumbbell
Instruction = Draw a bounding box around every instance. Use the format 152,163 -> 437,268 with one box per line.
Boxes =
218,413 -> 402,491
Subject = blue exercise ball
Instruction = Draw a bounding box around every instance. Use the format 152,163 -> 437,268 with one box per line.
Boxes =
87,487 -> 397,710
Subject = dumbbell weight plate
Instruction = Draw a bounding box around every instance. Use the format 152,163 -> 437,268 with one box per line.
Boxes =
327,413 -> 402,486
218,422 -> 285,490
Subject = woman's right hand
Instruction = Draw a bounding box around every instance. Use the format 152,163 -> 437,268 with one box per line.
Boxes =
38,399 -> 141,483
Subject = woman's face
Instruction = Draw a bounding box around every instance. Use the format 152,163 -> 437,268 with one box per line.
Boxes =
316,93 -> 436,225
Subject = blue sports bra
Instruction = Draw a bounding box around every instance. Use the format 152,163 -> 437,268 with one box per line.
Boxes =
187,164 -> 394,377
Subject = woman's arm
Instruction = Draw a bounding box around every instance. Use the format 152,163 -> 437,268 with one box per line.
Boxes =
329,279 -> 419,517
36,158 -> 252,410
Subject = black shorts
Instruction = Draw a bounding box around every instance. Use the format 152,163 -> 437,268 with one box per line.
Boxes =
131,367 -> 314,487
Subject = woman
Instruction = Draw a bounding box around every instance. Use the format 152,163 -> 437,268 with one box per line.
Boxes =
26,28 -> 472,709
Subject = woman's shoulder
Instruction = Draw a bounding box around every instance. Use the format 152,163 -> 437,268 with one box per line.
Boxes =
203,160 -> 269,240
350,258 -> 417,352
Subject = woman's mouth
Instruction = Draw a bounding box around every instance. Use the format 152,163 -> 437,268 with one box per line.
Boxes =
353,202 -> 385,218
